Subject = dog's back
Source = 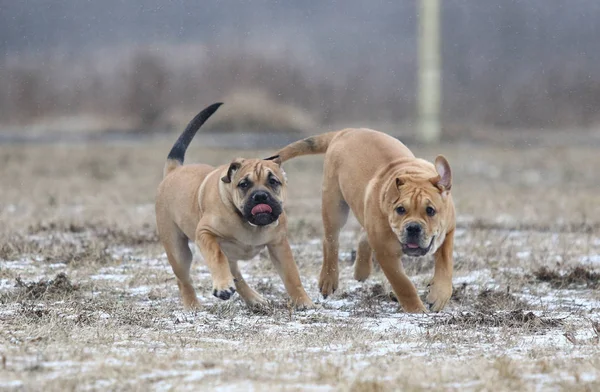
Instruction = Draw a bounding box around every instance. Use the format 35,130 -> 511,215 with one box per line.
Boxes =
156,164 -> 215,240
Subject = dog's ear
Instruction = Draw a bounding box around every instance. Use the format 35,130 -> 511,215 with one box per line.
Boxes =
221,159 -> 244,183
264,155 -> 282,166
430,155 -> 452,193
383,177 -> 405,206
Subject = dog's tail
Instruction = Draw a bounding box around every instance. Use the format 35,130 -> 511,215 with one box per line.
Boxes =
265,131 -> 340,163
163,102 -> 223,177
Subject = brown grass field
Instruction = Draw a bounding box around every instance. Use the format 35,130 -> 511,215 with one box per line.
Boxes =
1,133 -> 600,391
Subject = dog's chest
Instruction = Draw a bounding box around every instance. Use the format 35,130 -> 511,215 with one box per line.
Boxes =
218,239 -> 265,261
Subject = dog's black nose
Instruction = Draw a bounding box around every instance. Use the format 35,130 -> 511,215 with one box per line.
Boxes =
406,223 -> 422,234
252,191 -> 269,203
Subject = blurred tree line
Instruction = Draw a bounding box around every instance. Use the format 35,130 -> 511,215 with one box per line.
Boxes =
0,0 -> 598,130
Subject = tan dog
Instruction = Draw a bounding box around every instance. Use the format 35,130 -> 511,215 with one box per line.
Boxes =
155,103 -> 314,310
267,129 -> 455,313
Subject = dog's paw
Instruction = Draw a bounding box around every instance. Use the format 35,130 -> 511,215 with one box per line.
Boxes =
393,293 -> 427,313
182,297 -> 201,310
213,286 -> 236,300
402,301 -> 428,313
426,279 -> 452,312
318,274 -> 339,299
353,260 -> 372,282
245,295 -> 269,310
292,297 -> 319,311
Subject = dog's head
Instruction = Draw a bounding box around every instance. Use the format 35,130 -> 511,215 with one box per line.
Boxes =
383,156 -> 453,257
221,156 -> 286,227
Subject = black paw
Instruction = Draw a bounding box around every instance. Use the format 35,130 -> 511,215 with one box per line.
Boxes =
213,287 -> 236,300
321,289 -> 335,300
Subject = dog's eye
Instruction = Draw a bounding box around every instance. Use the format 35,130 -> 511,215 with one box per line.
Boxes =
238,180 -> 250,189
426,206 -> 436,217
268,177 -> 281,187
396,206 -> 406,215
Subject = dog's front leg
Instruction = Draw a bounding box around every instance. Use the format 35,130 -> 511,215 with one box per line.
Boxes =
426,229 -> 454,312
228,259 -> 269,309
375,248 -> 427,313
267,238 -> 315,309
196,228 -> 236,300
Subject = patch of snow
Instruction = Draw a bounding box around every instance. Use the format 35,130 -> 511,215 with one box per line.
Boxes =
443,380 -> 483,390
129,286 -> 152,295
518,290 -> 600,311
454,228 -> 467,237
42,360 -> 80,369
195,338 -> 241,345
0,279 -> 14,290
453,269 -> 494,285
580,254 -> 600,265
103,358 -> 127,366
495,214 -> 517,224
2,260 -> 34,270
110,247 -> 134,257
183,368 -> 223,382
140,368 -> 221,382
579,372 -> 598,382
135,203 -> 154,213
87,380 -> 115,391
363,316 -> 426,334
90,274 -> 129,282
305,344 -> 351,353
0,380 -> 24,388
46,263 -> 67,268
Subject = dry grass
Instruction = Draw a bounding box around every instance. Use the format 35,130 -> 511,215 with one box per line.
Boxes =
1,137 -> 600,390
13,273 -> 79,301
534,266 -> 600,289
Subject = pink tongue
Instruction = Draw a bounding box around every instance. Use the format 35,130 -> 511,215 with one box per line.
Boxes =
406,243 -> 420,249
251,204 -> 272,215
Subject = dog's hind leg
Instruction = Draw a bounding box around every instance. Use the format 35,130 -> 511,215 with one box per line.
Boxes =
160,226 -> 199,309
353,230 -> 373,281
319,180 -> 349,298
228,259 -> 268,309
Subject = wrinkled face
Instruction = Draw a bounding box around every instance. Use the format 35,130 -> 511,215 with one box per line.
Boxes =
387,178 -> 448,257
221,158 -> 286,227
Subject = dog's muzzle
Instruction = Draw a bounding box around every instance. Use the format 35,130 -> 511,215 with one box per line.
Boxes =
243,190 -> 282,226
400,222 -> 434,257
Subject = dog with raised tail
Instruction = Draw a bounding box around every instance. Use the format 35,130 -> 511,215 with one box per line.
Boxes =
155,103 -> 314,310
267,129 -> 456,313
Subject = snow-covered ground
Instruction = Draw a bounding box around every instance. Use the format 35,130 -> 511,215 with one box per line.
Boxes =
2,142 -> 600,390
1,225 -> 599,391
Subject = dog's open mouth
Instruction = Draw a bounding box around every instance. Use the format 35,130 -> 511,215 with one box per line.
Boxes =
402,237 -> 434,257
247,203 -> 278,226
251,204 -> 273,215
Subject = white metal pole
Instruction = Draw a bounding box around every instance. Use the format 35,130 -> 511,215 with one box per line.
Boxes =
418,0 -> 441,143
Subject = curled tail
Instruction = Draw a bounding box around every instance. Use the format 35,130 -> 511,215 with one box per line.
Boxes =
265,131 -> 341,163
164,102 -> 222,177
